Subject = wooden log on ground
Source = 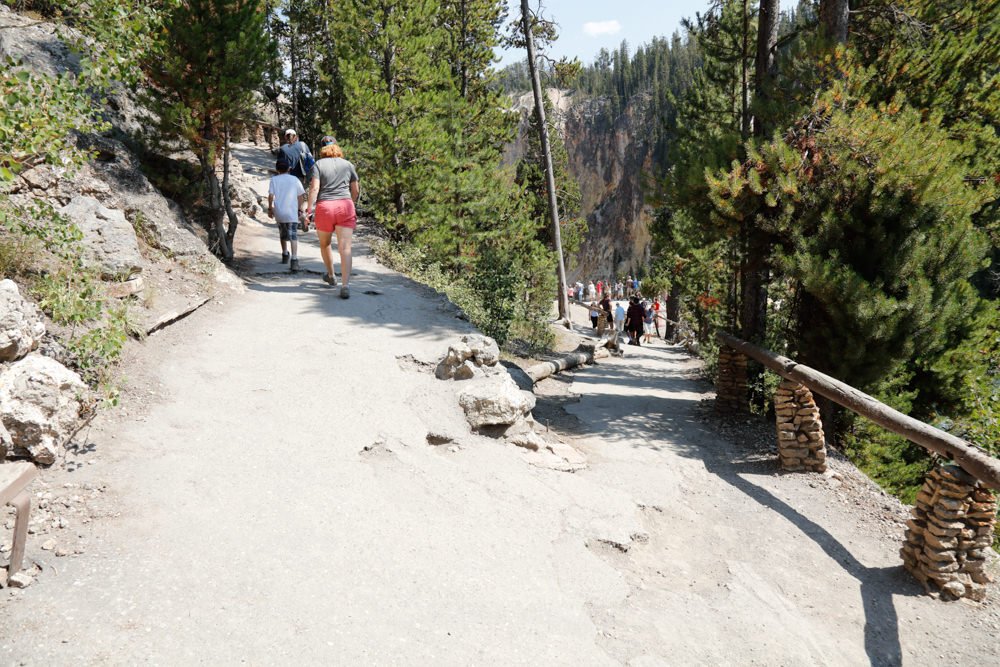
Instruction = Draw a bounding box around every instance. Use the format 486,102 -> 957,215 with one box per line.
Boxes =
525,345 -> 596,384
146,297 -> 213,336
717,331 -> 1000,490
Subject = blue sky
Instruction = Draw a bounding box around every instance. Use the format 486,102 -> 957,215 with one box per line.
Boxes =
496,0 -> 712,68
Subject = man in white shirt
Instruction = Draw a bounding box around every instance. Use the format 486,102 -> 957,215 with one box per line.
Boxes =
268,157 -> 307,271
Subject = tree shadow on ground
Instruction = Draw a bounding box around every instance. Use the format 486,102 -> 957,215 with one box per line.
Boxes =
557,346 -> 917,667
233,224 -> 477,343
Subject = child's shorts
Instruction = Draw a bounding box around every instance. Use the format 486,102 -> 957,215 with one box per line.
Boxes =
278,222 -> 298,241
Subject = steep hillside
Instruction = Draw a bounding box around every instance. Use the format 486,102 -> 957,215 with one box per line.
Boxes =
507,89 -> 665,282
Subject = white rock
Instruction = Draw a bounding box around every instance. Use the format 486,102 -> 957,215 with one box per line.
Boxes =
0,353 -> 90,465
460,334 -> 500,367
508,430 -> 546,451
0,279 -> 46,362
59,196 -> 144,280
7,571 -> 33,589
458,374 -> 536,428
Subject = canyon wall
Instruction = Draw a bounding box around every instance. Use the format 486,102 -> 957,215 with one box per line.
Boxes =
507,89 -> 665,283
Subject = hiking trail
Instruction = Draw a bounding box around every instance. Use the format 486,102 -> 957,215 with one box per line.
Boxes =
1,144 -> 998,666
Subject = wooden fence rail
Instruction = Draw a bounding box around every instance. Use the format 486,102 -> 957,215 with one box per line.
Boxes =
716,331 -> 1000,490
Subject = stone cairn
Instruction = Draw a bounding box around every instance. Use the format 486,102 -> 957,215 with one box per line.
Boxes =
773,380 -> 827,473
715,346 -> 748,413
901,465 -> 997,601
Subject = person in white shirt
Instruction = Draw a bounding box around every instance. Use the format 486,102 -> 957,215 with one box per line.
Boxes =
614,301 -> 626,332
268,157 -> 307,271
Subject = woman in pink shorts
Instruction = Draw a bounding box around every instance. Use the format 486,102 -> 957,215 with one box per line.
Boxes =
307,136 -> 360,298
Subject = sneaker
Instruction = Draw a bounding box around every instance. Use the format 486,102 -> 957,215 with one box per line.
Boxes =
340,286 -> 350,299
322,273 -> 336,287
281,252 -> 290,264
289,258 -> 300,272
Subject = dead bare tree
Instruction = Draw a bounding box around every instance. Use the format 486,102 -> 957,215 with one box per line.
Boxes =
519,0 -> 571,327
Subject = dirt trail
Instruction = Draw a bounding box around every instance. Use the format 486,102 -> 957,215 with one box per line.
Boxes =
2,145 -> 998,665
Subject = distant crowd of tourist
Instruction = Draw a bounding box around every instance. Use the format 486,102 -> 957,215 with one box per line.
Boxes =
568,276 -> 664,347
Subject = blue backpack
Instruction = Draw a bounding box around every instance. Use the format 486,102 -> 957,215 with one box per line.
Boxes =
300,153 -> 316,178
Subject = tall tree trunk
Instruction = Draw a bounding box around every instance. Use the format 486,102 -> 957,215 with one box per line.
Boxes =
754,0 -> 780,139
459,0 -> 469,99
221,126 -> 240,250
740,0 -> 751,140
819,0 -> 849,43
198,150 -> 232,262
521,0 -> 570,325
666,282 -> 681,340
290,22 -> 299,130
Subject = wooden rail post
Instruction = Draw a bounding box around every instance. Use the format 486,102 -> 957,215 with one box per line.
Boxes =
714,346 -> 748,414
901,465 -> 997,601
773,379 -> 827,472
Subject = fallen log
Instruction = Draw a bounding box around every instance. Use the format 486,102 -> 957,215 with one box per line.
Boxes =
525,345 -> 596,384
145,296 -> 213,336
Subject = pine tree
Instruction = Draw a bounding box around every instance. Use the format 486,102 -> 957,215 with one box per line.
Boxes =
144,0 -> 274,260
330,0 -> 453,235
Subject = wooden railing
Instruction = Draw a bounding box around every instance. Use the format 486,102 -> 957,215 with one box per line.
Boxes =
714,332 -> 998,601
715,331 -> 1000,490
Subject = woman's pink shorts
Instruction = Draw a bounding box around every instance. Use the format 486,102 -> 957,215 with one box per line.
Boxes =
314,199 -> 356,233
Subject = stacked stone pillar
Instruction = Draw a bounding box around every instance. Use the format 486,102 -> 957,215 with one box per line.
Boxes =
901,465 -> 997,601
715,346 -> 748,414
773,380 -> 827,472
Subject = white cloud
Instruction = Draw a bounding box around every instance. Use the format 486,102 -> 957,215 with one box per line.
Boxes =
582,20 -> 622,37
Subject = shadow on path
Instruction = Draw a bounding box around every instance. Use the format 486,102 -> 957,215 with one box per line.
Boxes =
565,347 -> 917,667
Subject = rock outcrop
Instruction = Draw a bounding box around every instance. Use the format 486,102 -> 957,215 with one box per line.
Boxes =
0,354 -> 90,465
60,196 -> 145,280
0,280 -> 46,361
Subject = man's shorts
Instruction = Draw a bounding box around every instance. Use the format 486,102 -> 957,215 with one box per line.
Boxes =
278,221 -> 298,242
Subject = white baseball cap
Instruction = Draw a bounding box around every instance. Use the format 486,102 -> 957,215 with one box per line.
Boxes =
284,128 -> 296,136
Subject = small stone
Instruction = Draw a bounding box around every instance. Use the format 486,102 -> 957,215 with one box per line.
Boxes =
972,490 -> 994,503
54,546 -> 71,557
924,531 -> 957,550
41,538 -> 57,551
923,544 -> 958,562
941,580 -> 966,598
938,466 -> 976,485
970,570 -> 995,585
7,572 -> 33,589
965,583 -> 988,602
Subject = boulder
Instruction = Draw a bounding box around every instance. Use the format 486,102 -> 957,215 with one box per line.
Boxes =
458,374 -> 536,429
0,279 -> 46,361
0,353 -> 90,465
461,334 -> 500,367
59,196 -> 144,280
436,334 -> 501,380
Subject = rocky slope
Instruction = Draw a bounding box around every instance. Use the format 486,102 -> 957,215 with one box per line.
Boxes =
0,7 -> 249,469
507,89 -> 663,281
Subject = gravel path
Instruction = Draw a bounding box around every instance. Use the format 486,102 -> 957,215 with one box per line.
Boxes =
2,146 -> 998,665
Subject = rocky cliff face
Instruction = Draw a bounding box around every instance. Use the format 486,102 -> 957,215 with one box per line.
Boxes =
507,89 -> 663,282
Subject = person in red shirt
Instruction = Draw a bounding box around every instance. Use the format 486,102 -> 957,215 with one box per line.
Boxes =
652,297 -> 662,339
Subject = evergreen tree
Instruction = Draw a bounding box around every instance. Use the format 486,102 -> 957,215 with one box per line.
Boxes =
144,0 -> 274,260
330,0 -> 452,234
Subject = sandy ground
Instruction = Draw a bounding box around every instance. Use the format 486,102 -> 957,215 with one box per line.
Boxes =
2,146 -> 999,665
